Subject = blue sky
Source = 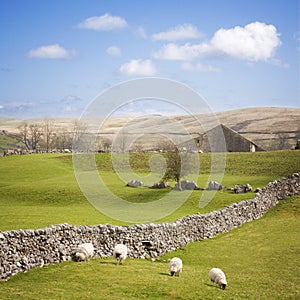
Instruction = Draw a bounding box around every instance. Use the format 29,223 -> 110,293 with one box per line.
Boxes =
0,0 -> 299,118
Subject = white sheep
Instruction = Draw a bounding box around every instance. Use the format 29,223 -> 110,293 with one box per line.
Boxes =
74,243 -> 94,262
209,267 -> 227,290
113,244 -> 128,264
169,257 -> 183,276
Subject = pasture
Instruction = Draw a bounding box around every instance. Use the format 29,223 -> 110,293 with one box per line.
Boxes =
0,150 -> 299,299
0,151 -> 299,229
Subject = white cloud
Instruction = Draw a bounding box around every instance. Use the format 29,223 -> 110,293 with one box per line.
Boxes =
152,24 -> 202,41
77,13 -> 127,31
153,22 -> 281,62
181,62 -> 221,72
27,44 -> 76,59
0,101 -> 35,113
106,46 -> 122,57
152,42 -> 212,60
211,22 -> 281,61
119,59 -> 157,76
61,95 -> 83,102
0,105 -> 3,110
135,26 -> 147,39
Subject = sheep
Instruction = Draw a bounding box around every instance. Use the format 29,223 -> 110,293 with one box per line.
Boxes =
169,257 -> 183,276
113,244 -> 128,265
74,243 -> 94,262
209,267 -> 227,290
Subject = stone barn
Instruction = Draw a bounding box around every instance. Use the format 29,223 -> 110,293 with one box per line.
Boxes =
194,124 -> 263,152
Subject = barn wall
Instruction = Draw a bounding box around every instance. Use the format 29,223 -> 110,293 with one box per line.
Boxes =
197,125 -> 257,152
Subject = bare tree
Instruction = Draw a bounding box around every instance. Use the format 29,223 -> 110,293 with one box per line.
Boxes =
41,119 -> 55,153
96,136 -> 112,152
131,143 -> 144,153
18,122 -> 30,150
72,121 -> 95,152
54,129 -> 73,152
113,129 -> 129,152
29,124 -> 42,152
157,139 -> 174,152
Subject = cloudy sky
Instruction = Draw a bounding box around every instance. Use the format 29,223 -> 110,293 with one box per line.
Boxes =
0,0 -> 299,118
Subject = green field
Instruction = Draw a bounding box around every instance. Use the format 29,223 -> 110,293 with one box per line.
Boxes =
0,151 -> 299,229
0,151 -> 299,299
0,197 -> 299,299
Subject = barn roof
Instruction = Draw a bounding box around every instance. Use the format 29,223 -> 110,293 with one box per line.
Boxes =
204,124 -> 261,148
181,123 -> 264,152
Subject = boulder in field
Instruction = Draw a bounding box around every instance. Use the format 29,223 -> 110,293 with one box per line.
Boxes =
127,180 -> 143,187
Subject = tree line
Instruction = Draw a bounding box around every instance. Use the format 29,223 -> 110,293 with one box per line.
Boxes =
17,120 -> 115,153
18,120 -> 74,153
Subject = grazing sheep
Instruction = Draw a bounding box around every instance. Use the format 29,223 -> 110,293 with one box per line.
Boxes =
169,257 -> 183,276
209,268 -> 227,290
113,244 -> 128,265
74,243 -> 94,262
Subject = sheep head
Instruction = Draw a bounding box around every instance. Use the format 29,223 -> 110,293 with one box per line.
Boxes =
75,252 -> 85,261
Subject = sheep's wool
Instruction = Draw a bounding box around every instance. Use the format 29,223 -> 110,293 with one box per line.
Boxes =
169,257 -> 183,276
209,268 -> 227,289
113,244 -> 128,264
75,243 -> 94,261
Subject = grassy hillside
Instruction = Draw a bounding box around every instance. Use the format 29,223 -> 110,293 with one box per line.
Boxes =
0,151 -> 299,230
0,196 -> 298,299
0,107 -> 299,151
217,107 -> 300,150
0,132 -> 24,153
0,151 -> 299,299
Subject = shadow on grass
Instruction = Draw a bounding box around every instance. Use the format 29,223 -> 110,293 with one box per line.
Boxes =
99,261 -> 116,265
159,272 -> 182,277
204,282 -> 219,289
159,272 -> 172,277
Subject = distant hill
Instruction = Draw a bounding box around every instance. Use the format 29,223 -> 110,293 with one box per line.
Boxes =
0,107 -> 299,151
216,107 -> 300,150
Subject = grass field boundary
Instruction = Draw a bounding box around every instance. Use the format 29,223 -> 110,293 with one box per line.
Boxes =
1,172 -> 299,281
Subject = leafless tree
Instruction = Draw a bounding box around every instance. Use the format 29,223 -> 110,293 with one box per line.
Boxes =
157,138 -> 174,152
72,121 -> 95,152
131,143 -> 144,153
41,119 -> 55,152
29,124 -> 42,152
96,136 -> 112,152
113,129 -> 129,152
52,128 -> 73,152
18,122 -> 30,150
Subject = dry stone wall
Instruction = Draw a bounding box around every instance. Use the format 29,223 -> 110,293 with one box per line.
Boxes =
1,173 -> 299,281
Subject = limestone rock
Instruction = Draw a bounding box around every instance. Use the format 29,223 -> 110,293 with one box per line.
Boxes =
127,180 -> 143,187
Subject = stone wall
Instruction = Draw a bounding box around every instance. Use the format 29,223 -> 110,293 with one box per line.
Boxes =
1,173 -> 299,281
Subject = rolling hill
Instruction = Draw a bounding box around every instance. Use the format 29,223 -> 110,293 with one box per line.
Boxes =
0,107 -> 299,151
